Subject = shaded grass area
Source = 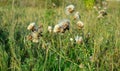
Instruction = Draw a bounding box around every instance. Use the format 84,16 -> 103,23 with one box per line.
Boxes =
0,1 -> 120,71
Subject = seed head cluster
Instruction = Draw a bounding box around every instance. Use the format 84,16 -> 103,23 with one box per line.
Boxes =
27,22 -> 43,43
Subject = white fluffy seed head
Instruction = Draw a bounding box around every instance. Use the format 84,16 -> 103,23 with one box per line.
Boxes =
48,26 -> 52,33
54,19 -> 70,33
76,20 -> 84,29
74,11 -> 80,20
27,22 -> 36,31
65,4 -> 75,15
75,36 -> 83,44
60,19 -> 70,30
53,24 -> 61,33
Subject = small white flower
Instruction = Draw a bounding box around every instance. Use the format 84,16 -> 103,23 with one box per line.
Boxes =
75,36 -> 83,44
48,26 -> 52,33
27,22 -> 36,31
70,38 -> 73,41
74,11 -> 80,20
76,20 -> 84,29
65,4 -> 75,15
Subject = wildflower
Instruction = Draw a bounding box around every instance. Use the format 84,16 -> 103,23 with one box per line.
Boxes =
30,31 -> 40,43
37,24 -> 43,34
73,11 -> 80,20
75,36 -> 83,44
60,19 -> 70,31
65,4 -> 75,15
97,9 -> 107,19
48,26 -> 52,33
53,19 -> 70,33
70,38 -> 73,42
97,10 -> 107,19
53,24 -> 61,33
27,22 -> 36,31
76,20 -> 84,29
31,31 -> 39,39
98,10 -> 107,16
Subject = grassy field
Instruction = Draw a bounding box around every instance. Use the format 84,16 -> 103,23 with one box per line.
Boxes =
0,0 -> 120,71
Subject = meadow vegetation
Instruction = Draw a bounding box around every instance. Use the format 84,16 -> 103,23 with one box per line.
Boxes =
0,0 -> 120,71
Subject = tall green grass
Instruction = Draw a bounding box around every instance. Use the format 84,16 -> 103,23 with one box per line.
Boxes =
0,0 -> 120,71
